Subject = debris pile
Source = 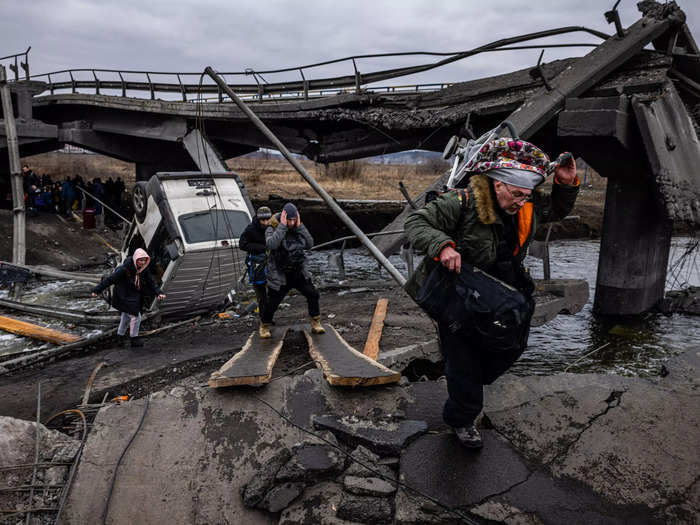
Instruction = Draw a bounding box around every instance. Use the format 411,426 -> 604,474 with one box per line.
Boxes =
0,416 -> 80,524
242,423 -> 418,523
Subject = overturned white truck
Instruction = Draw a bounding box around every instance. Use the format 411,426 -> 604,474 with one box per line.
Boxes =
122,171 -> 254,318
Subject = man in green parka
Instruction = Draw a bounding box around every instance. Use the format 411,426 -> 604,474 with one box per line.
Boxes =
404,137 -> 579,449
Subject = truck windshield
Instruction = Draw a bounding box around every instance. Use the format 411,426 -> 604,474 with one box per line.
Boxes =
178,210 -> 250,244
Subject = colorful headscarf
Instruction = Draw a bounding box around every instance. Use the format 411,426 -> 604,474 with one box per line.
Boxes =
465,138 -> 551,189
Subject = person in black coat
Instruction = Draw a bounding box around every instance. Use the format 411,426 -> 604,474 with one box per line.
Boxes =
91,248 -> 165,347
239,206 -> 273,320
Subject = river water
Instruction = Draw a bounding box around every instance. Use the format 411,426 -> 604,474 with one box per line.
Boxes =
2,238 -> 698,378
306,237 -> 700,378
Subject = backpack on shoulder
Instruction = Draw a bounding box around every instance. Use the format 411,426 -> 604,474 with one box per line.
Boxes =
246,253 -> 267,285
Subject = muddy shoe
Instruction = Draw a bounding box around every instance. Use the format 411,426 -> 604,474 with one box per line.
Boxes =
455,425 -> 483,449
259,322 -> 272,339
129,336 -> 144,348
309,315 -> 325,334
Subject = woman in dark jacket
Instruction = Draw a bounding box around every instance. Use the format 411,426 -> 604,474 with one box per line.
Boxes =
91,248 -> 165,347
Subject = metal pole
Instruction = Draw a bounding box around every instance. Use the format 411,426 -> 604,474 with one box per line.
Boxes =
1,65 -> 26,298
204,66 -> 407,287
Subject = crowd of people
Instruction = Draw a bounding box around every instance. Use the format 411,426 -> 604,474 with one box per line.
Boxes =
18,164 -> 127,226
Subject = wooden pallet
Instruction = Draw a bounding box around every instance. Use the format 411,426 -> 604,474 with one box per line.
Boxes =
209,327 -> 288,388
0,315 -> 81,345
304,324 -> 400,387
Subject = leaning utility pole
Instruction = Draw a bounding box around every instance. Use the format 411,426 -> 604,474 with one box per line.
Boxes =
0,65 -> 27,297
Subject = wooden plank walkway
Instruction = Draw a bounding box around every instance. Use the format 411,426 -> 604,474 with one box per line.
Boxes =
209,327 -> 288,388
363,298 -> 388,360
0,315 -> 81,344
305,324 -> 400,387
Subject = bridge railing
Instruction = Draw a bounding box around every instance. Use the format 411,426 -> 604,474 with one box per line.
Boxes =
14,26 -> 606,103
0,47 -> 31,81
24,68 -> 455,102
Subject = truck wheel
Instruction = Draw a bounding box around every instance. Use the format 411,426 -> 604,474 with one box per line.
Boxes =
132,182 -> 148,221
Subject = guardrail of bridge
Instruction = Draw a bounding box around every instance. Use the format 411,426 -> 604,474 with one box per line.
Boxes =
9,25 -> 605,102
0,47 -> 31,81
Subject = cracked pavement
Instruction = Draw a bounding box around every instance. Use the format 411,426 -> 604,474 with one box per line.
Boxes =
58,348 -> 699,524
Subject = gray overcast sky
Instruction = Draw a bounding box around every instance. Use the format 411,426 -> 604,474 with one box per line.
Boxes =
2,0 -> 699,89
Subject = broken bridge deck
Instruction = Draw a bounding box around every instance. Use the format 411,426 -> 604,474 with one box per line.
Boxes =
304,324 -> 400,387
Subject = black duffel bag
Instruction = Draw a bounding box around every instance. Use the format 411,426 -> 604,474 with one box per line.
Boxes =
414,262 -> 534,352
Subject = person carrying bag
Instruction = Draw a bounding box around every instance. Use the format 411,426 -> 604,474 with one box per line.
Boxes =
404,136 -> 580,449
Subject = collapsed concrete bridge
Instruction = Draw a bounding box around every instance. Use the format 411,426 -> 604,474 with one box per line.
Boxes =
1,1 -> 699,316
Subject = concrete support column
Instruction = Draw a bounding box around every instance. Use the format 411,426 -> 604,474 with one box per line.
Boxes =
593,177 -> 672,315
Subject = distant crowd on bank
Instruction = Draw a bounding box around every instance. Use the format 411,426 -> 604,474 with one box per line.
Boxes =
15,164 -> 128,226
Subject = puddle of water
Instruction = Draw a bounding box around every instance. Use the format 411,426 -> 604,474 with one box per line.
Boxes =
307,237 -> 700,377
0,280 -> 107,356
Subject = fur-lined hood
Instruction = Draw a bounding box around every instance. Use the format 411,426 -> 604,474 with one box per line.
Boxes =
469,174 -> 497,225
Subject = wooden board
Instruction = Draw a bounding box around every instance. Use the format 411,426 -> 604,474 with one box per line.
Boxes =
0,315 -> 81,344
363,298 -> 388,361
305,324 -> 400,387
209,327 -> 287,388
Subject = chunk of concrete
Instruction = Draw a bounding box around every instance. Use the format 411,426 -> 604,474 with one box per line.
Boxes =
63,383 -> 309,525
483,368 -> 700,522
278,481 -> 350,525
258,481 -> 305,513
378,339 -> 440,371
0,416 -> 79,514
312,414 -> 428,456
344,475 -> 396,497
241,448 -> 292,508
337,495 -> 394,524
400,381 -> 449,431
345,460 -> 396,481
344,445 -> 396,480
275,444 -> 345,482
398,432 -> 531,509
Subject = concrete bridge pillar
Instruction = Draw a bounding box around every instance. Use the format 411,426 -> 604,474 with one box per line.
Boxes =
558,94 -> 680,315
593,177 -> 672,315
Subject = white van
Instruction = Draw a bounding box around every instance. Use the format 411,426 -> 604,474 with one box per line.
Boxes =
122,171 -> 253,318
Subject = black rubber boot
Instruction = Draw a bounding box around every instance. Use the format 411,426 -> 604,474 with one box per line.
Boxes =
129,336 -> 144,348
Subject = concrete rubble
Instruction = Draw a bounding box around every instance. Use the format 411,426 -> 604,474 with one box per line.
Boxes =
0,416 -> 80,524
52,347 -> 698,524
